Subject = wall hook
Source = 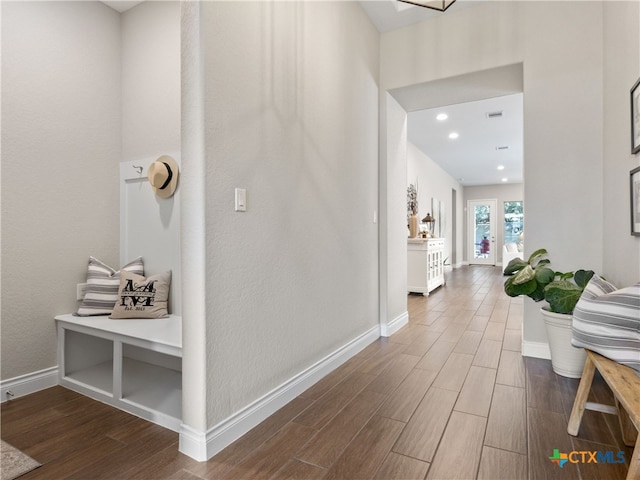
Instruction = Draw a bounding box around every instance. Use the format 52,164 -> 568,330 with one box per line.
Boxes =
133,165 -> 143,174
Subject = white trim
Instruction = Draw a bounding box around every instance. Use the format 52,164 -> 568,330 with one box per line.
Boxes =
179,325 -> 380,461
522,340 -> 551,360
180,0 -> 209,437
380,311 -> 408,337
119,155 -> 180,266
179,424 -> 209,462
0,367 -> 58,403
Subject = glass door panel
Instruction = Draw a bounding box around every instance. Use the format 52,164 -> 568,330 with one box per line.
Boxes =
468,199 -> 497,265
504,201 -> 524,244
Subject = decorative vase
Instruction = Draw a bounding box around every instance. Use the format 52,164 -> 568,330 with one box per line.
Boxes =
541,307 -> 587,378
409,214 -> 419,238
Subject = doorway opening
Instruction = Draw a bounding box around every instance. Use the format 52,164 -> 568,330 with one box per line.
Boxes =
380,63 -> 524,334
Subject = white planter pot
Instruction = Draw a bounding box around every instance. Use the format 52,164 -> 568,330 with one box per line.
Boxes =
541,308 -> 586,378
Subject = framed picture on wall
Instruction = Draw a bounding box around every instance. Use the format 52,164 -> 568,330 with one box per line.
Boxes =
631,166 -> 640,236
632,77 -> 640,154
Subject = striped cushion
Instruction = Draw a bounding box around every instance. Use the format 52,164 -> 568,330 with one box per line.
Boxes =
75,256 -> 144,316
571,275 -> 640,373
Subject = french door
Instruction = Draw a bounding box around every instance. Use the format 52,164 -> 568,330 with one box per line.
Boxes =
468,199 -> 497,265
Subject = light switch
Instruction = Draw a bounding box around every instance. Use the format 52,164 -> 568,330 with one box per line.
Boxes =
76,283 -> 88,301
235,188 -> 247,212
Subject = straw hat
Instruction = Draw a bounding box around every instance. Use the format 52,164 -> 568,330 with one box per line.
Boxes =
148,155 -> 179,198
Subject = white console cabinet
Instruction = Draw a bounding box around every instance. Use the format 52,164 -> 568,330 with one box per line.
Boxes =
55,314 -> 182,432
408,238 -> 445,296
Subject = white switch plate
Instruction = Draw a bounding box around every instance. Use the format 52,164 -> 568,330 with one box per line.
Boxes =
76,283 -> 88,301
235,188 -> 247,212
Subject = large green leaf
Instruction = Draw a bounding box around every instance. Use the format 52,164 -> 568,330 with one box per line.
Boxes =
504,276 -> 537,297
504,258 -> 528,275
574,269 -> 595,289
544,281 -> 583,314
529,281 -> 547,302
535,266 -> 556,284
512,265 -> 535,285
528,248 -> 548,265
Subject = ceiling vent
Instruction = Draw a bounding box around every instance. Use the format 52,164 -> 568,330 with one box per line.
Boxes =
486,111 -> 504,119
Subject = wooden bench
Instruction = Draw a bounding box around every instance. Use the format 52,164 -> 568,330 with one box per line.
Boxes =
568,349 -> 640,479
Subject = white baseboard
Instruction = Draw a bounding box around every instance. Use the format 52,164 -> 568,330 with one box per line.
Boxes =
0,366 -> 58,403
179,324 -> 381,462
522,340 -> 551,360
179,424 -> 209,462
380,311 -> 408,337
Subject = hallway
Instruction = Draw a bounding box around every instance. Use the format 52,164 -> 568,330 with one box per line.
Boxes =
198,265 -> 628,480
1,266 -> 633,479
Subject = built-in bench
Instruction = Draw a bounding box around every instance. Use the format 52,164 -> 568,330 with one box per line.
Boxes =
55,314 -> 182,432
568,349 -> 640,479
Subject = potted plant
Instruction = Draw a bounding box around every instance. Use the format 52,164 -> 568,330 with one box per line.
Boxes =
504,249 -> 595,378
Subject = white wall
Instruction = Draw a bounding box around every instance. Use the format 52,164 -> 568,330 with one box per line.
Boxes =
520,2 -> 605,349
121,1 -> 182,313
406,142 -> 464,267
603,1 -> 640,288
180,0 -> 208,436
381,93 -> 409,330
122,1 -> 180,161
1,1 -> 121,380
189,0 -> 380,430
381,1 -> 606,351
463,183 -> 524,265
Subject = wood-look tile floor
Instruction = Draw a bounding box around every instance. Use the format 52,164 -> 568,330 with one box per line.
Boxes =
1,266 -> 634,479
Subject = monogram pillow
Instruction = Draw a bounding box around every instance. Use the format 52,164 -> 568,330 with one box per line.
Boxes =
76,256 -> 144,316
110,271 -> 171,319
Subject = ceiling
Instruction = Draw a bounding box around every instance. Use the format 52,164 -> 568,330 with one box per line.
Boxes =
101,0 -> 522,187
359,0 -> 485,33
361,0 -> 523,187
408,94 -> 523,186
101,1 -> 143,13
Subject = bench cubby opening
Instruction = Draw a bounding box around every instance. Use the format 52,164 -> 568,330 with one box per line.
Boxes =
56,314 -> 182,432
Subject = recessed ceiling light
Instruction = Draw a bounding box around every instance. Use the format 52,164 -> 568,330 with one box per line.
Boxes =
448,132 -> 459,139
497,165 -> 505,170
501,178 -> 508,182
436,113 -> 448,121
